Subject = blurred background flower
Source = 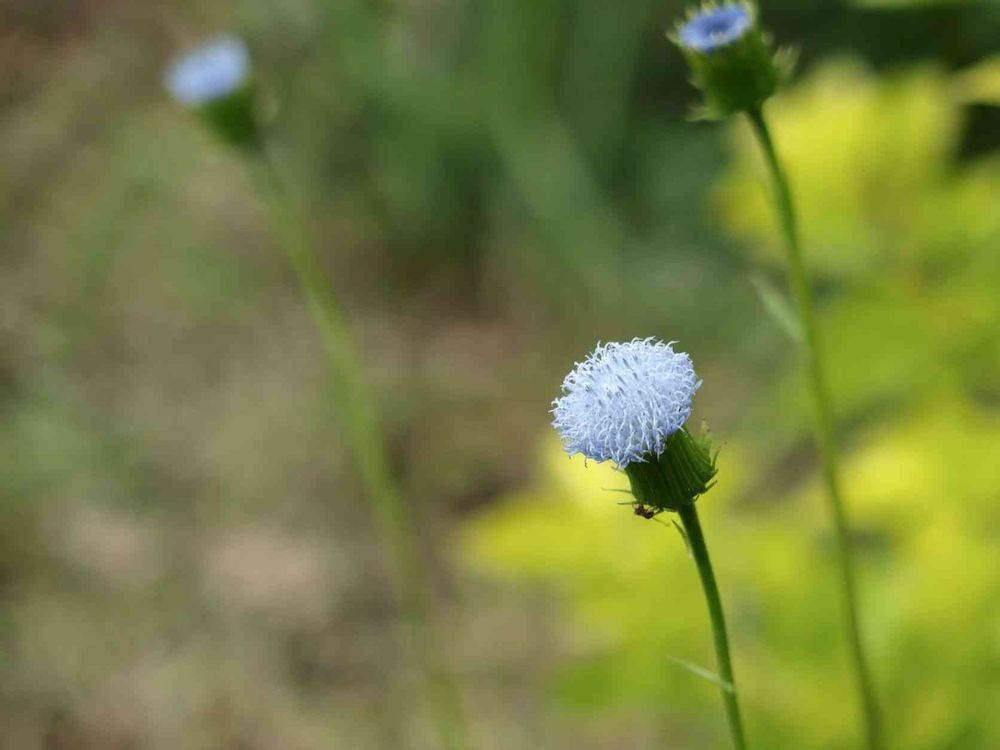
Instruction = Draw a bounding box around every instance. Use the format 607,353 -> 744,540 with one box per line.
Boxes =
2,1 -> 1000,748
164,34 -> 250,106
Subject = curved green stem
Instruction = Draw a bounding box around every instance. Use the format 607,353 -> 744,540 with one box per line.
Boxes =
677,502 -> 748,750
745,106 -> 882,750
246,153 -> 469,750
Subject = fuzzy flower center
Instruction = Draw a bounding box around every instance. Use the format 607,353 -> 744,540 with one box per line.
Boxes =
551,338 -> 701,467
679,4 -> 752,53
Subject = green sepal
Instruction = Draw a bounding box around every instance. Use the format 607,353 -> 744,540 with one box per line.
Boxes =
198,83 -> 260,149
623,426 -> 718,513
669,2 -> 795,120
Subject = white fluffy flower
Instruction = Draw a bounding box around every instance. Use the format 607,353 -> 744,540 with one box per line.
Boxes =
552,338 -> 701,467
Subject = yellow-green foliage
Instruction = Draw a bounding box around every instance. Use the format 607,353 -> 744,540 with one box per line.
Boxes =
459,58 -> 1000,749
715,59 -> 960,279
460,416 -> 1000,748
955,53 -> 1000,107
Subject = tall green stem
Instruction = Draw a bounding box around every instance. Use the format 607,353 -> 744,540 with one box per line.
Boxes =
677,502 -> 747,750
745,106 -> 881,750
247,153 -> 469,750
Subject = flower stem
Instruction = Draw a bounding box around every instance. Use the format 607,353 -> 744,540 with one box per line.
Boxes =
247,153 -> 469,750
677,502 -> 747,750
745,106 -> 882,750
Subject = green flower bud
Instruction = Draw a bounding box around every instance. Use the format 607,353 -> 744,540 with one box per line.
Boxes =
624,426 -> 718,514
669,2 -> 794,119
198,84 -> 259,149
164,35 -> 260,149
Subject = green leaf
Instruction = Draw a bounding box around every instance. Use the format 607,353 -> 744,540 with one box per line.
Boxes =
665,654 -> 734,693
750,272 -> 802,342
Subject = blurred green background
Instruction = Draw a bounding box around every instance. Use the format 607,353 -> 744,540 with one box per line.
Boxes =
4,0 -> 1000,748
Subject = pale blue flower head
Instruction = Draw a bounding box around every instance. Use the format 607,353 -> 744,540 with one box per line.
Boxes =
552,338 -> 701,467
164,34 -> 251,106
679,4 -> 752,53
670,2 -> 792,119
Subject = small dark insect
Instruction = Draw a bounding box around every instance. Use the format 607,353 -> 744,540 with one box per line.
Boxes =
634,504 -> 658,520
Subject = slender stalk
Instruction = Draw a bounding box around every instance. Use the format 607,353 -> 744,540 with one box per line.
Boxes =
676,502 -> 747,750
246,152 -> 469,750
745,106 -> 882,750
